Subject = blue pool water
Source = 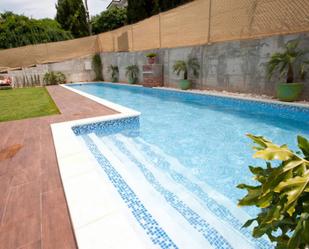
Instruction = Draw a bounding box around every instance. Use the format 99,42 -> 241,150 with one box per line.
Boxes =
70,83 -> 309,249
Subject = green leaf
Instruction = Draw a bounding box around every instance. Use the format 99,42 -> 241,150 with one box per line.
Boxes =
302,218 -> 309,242
298,135 -> 309,158
247,134 -> 270,149
287,219 -> 302,249
275,174 -> 309,215
242,218 -> 256,228
238,187 -> 262,206
237,183 -> 260,190
282,159 -> 304,172
249,165 -> 266,175
253,145 -> 294,161
275,174 -> 309,190
256,192 -> 273,208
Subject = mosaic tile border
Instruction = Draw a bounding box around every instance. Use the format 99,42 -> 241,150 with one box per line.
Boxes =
82,135 -> 179,249
72,116 -> 140,136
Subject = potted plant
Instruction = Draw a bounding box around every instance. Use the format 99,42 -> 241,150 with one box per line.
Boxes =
173,58 -> 200,90
146,53 -> 157,64
267,39 -> 308,101
125,65 -> 139,84
108,65 -> 119,83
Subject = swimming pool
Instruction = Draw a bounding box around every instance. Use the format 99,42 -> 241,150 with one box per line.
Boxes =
68,83 -> 309,249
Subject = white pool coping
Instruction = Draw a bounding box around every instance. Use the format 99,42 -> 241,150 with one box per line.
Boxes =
51,82 -> 307,249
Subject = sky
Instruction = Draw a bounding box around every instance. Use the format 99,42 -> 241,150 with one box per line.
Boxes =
0,0 -> 111,19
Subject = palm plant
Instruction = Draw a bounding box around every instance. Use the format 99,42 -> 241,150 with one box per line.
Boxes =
125,65 -> 139,84
108,65 -> 119,82
267,40 -> 309,83
173,58 -> 200,80
173,57 -> 200,90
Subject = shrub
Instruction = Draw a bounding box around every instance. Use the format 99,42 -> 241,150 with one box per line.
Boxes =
238,134 -> 309,249
92,53 -> 103,81
125,64 -> 139,84
43,72 -> 66,85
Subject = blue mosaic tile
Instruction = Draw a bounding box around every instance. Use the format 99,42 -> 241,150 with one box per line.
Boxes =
72,116 -> 140,136
82,134 -> 179,249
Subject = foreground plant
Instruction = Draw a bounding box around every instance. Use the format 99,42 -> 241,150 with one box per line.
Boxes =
238,134 -> 309,249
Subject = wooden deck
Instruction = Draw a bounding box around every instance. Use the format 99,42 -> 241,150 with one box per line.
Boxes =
0,85 -> 117,249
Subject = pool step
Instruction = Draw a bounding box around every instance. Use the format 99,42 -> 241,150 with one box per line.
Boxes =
94,134 -> 262,249
90,134 -> 210,249
127,136 -> 272,249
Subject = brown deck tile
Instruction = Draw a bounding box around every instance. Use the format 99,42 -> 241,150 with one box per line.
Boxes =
1,180 -> 41,225
0,175 -> 11,221
18,241 -> 41,249
42,188 -> 76,249
0,215 -> 41,249
0,85 -> 118,249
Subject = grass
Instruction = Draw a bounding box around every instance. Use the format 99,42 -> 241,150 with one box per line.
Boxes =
0,87 -> 60,122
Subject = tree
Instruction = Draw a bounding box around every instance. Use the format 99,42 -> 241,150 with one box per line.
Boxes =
127,0 -> 193,24
158,0 -> 192,12
127,0 -> 153,24
91,7 -> 127,34
55,0 -> 89,38
0,12 -> 72,49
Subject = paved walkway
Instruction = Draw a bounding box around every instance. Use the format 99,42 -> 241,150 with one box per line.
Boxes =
0,85 -> 117,249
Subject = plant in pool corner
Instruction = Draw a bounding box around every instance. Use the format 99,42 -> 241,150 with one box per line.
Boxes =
173,58 -> 200,90
92,53 -> 103,81
267,39 -> 309,101
125,64 -> 139,84
237,134 -> 309,249
108,65 -> 119,83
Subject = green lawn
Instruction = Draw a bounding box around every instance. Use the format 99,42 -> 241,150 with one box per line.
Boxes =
0,87 -> 60,122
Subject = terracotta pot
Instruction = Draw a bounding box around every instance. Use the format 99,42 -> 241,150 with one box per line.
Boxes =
148,57 -> 156,64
